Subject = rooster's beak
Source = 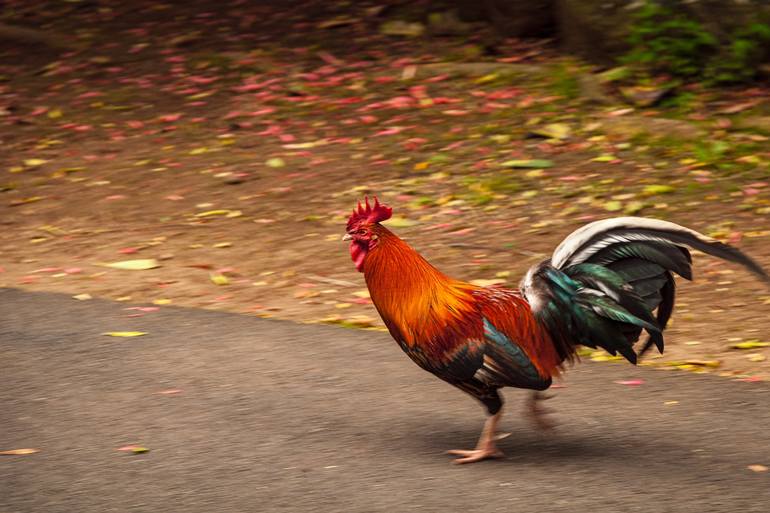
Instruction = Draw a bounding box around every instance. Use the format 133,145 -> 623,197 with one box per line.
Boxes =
342,233 -> 352,241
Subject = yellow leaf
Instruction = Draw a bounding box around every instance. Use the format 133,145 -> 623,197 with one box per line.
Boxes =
383,216 -> 418,228
72,293 -> 92,301
283,140 -> 328,149
0,448 -> 40,455
683,359 -> 721,368
265,158 -> 286,168
475,73 -> 498,84
210,273 -> 230,285
469,279 -> 506,287
576,347 -> 594,357
732,340 -> 770,349
344,315 -> 377,328
103,332 -> 148,337
335,302 -> 353,309
413,162 -> 430,171
748,464 -> 768,472
531,123 -> 571,140
24,158 -> 48,167
525,169 -> 544,178
48,109 -> 63,119
642,184 -> 675,195
352,290 -> 370,298
195,209 -> 241,218
430,172 -> 450,181
195,209 -> 229,217
153,299 -> 172,305
102,259 -> 160,270
590,354 -> 625,362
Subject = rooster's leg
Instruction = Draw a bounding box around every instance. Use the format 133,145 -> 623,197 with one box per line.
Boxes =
527,391 -> 555,430
446,409 -> 505,464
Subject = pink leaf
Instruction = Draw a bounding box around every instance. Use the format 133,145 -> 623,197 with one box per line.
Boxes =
159,113 -> 182,123
157,389 -> 183,395
615,379 -> 644,386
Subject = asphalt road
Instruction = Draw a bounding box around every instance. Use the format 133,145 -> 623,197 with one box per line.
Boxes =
1,288 -> 769,513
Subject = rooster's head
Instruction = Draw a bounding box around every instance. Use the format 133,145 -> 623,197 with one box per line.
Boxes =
343,196 -> 392,272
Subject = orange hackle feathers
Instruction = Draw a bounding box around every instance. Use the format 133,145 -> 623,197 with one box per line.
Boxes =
362,224 -> 562,378
347,196 -> 392,231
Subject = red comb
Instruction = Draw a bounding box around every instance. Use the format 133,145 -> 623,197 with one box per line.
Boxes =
347,196 -> 393,230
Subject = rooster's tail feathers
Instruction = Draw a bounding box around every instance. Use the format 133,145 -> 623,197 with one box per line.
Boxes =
523,217 -> 769,363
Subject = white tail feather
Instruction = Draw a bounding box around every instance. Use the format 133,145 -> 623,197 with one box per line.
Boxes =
551,216 -> 769,283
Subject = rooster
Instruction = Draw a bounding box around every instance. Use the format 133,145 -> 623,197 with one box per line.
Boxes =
343,197 -> 769,464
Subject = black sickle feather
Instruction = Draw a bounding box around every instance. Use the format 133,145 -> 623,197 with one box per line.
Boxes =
526,217 -> 769,365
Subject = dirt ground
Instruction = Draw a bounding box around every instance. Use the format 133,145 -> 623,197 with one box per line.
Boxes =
1,1 -> 769,379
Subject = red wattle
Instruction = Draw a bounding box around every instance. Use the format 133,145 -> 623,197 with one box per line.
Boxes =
350,242 -> 368,272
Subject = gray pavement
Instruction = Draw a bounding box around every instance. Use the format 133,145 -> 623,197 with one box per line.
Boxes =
1,288 -> 769,513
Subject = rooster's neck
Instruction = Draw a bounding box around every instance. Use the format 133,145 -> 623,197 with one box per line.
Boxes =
363,228 -> 477,344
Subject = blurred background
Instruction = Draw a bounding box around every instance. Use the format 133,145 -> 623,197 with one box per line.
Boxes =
1,0 -> 768,380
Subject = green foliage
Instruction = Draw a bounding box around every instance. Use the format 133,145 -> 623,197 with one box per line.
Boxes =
550,65 -> 580,100
622,3 -> 770,84
623,3 -> 717,78
707,23 -> 770,84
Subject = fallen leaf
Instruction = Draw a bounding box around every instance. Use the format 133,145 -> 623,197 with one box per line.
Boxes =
117,445 -> 149,454
620,85 -> 672,107
102,259 -> 160,270
732,341 -> 770,350
684,359 -> 721,368
265,157 -> 286,168
383,216 -> 418,228
530,123 -> 571,140
0,448 -> 39,455
643,184 -> 675,195
124,307 -> 159,313
748,464 -> 768,472
72,293 -> 92,300
195,209 -> 241,218
469,279 -> 506,287
103,331 -> 148,337
501,159 -> 554,169
614,379 -> 644,386
624,200 -> 645,215
210,273 -> 230,286
379,20 -> 425,37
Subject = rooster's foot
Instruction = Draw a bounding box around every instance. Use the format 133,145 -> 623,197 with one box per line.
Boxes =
446,447 -> 504,464
527,391 -> 556,431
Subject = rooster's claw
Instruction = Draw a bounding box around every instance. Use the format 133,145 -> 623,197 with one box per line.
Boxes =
446,447 -> 505,464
